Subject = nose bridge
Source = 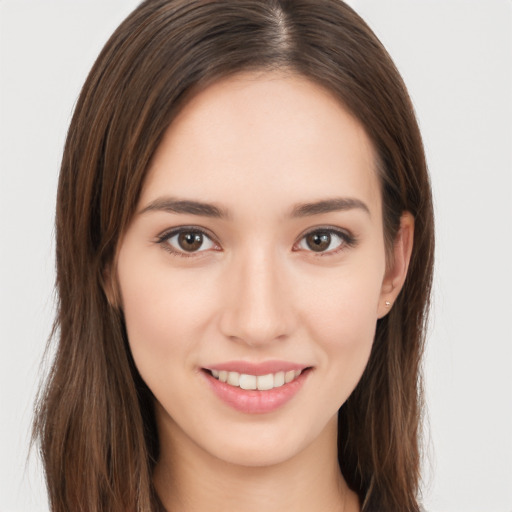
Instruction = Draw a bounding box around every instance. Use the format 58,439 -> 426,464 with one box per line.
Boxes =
220,244 -> 292,346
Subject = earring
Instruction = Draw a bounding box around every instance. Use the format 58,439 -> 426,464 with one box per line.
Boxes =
385,300 -> 391,307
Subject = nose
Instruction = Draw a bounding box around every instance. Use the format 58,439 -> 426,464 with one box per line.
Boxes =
218,247 -> 295,347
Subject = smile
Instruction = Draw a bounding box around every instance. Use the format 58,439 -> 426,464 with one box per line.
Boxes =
202,363 -> 311,414
209,369 -> 303,390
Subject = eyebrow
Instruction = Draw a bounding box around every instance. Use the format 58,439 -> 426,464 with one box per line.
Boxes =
140,198 -> 228,218
139,196 -> 370,219
290,197 -> 370,217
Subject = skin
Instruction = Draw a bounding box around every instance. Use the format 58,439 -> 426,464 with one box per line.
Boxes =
115,71 -> 413,512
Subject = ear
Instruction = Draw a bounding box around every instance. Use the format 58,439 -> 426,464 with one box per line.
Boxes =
377,212 -> 414,319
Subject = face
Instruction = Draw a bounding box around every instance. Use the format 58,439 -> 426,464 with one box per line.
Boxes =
116,71 -> 395,468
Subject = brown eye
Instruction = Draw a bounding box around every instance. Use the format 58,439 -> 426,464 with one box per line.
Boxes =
297,229 -> 350,254
178,231 -> 204,252
305,232 -> 332,252
161,229 -> 217,255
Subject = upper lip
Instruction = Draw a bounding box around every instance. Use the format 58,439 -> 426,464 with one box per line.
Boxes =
204,360 -> 310,376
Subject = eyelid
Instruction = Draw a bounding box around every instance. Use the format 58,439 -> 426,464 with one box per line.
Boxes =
155,226 -> 221,257
293,226 -> 357,255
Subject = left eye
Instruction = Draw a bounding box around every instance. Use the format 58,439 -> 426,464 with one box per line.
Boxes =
162,229 -> 217,254
297,229 -> 348,253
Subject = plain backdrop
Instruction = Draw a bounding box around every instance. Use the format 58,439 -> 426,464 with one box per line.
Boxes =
0,1 -> 511,511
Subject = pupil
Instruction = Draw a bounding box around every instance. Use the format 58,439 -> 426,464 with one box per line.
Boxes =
307,232 -> 331,252
178,232 -> 203,251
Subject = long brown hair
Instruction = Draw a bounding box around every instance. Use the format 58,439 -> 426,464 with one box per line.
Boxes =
33,1 -> 434,511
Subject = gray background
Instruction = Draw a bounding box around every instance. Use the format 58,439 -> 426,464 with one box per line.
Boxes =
1,1 -> 511,511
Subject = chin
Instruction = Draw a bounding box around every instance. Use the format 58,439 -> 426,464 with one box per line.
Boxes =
207,435 -> 308,468
197,412 -> 338,469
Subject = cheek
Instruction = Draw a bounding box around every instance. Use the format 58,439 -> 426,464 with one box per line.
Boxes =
299,257 -> 383,332
118,250 -> 222,382
312,296 -> 378,369
296,260 -> 384,389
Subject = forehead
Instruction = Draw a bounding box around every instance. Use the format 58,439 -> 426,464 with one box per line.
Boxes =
141,71 -> 381,219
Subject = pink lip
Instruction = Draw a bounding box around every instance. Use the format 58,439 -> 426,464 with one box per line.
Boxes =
201,364 -> 311,414
205,360 -> 307,376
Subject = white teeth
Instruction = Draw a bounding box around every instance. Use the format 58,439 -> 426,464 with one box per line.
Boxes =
210,368 -> 305,390
284,370 -> 295,383
257,373 -> 274,391
227,371 -> 240,386
274,371 -> 285,387
239,374 -> 257,390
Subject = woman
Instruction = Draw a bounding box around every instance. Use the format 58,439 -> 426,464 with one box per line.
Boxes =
33,1 -> 434,511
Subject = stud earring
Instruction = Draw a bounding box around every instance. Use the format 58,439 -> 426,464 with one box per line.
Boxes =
385,300 -> 391,307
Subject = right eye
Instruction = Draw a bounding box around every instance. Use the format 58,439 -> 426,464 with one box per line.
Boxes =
157,228 -> 219,256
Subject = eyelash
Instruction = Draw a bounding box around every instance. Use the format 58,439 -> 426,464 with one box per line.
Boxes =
294,227 -> 357,256
155,226 -> 357,258
156,226 -> 220,258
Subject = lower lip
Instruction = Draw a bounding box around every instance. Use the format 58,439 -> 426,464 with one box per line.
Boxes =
202,369 -> 310,414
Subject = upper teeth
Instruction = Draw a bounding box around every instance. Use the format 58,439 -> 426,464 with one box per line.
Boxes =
211,369 -> 302,390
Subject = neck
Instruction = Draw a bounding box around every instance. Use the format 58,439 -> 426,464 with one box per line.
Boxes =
153,408 -> 359,512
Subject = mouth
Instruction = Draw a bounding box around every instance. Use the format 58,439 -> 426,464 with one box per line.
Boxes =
201,365 -> 312,414
200,361 -> 312,413
204,368 -> 308,391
